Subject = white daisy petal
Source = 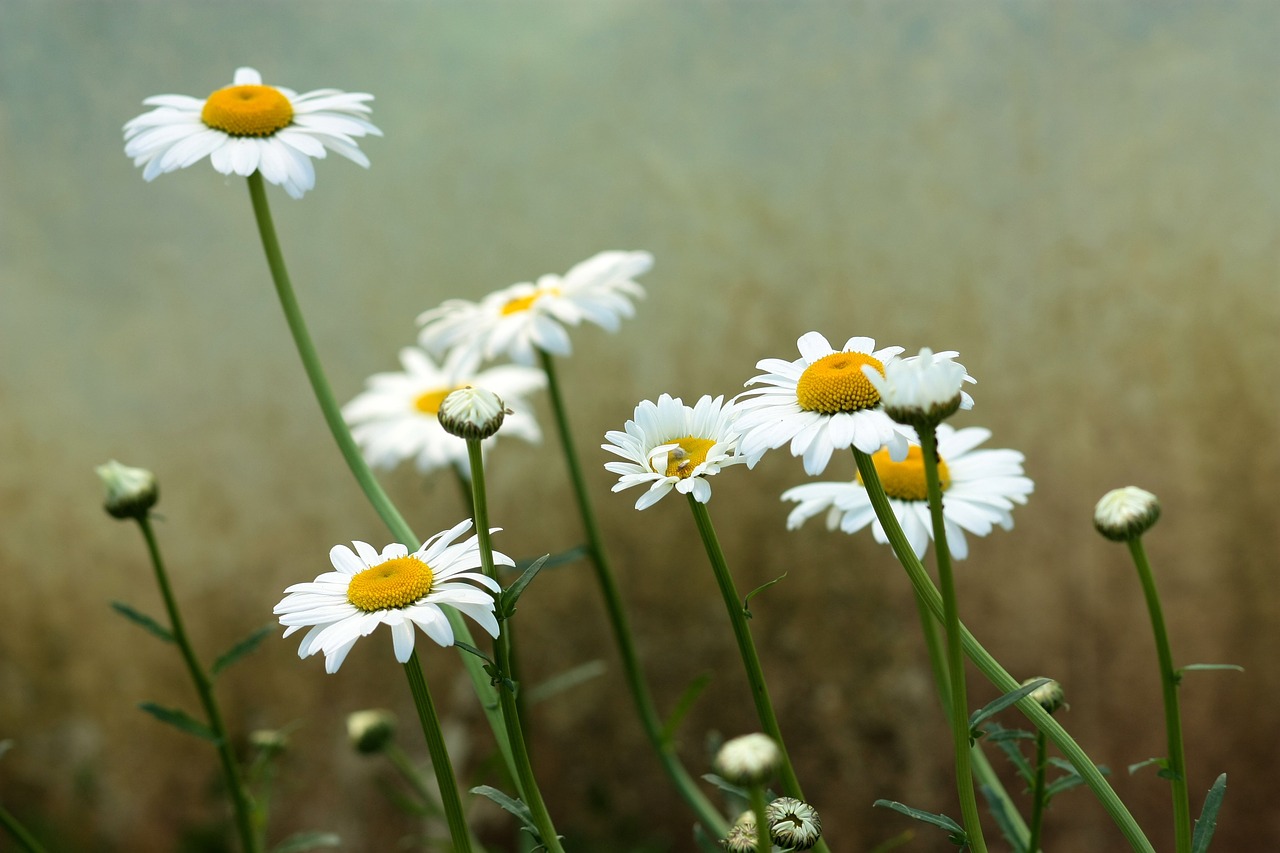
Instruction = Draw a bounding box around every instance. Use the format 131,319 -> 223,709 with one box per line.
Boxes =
781,423 -> 1032,560
275,526 -> 503,673
123,66 -> 379,198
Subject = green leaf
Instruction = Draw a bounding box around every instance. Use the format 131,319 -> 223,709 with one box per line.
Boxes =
1178,664 -> 1244,675
270,831 -> 342,853
984,723 -> 1035,786
968,679 -> 1051,741
742,572 -> 787,618
110,601 -> 174,643
211,624 -> 272,677
514,545 -> 588,573
500,554 -> 552,619
1128,757 -> 1168,776
979,780 -> 1025,851
138,702 -> 219,743
660,673 -> 712,743
527,660 -> 607,704
471,785 -> 540,838
701,773 -> 750,801
1191,773 -> 1227,853
873,800 -> 966,844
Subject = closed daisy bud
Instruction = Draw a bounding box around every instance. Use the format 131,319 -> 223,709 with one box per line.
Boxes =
766,797 -> 823,850
347,709 -> 396,754
721,811 -> 758,852
1094,486 -> 1161,541
714,733 -> 781,786
95,460 -> 158,520
1021,677 -> 1066,715
864,347 -> 975,429
438,386 -> 508,440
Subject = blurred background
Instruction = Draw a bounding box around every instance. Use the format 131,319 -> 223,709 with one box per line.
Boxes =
2,1 -> 1278,850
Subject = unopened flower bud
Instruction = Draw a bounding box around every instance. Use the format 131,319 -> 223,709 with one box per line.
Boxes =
249,728 -> 289,753
1021,677 -> 1066,715
766,797 -> 822,849
864,348 -> 972,429
438,386 -> 508,440
95,460 -> 158,520
1094,486 -> 1161,542
347,709 -> 396,754
714,733 -> 780,786
721,811 -> 757,852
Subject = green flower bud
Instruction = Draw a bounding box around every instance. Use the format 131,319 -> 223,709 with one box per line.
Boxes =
95,460 -> 158,520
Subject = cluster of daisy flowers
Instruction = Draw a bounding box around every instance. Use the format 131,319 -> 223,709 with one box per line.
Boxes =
602,332 -> 1031,561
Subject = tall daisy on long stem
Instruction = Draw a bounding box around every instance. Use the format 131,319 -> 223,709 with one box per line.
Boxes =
124,71 -> 518,783
1095,487 -> 1192,853
95,462 -> 261,853
439,387 -> 566,852
603,395 -> 828,852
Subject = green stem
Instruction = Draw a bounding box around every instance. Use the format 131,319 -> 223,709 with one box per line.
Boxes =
1127,537 -> 1192,853
243,173 -> 515,778
465,440 -> 565,853
384,742 -> 440,814
0,805 -> 47,853
136,516 -> 260,853
912,583 -> 1029,848
920,428 -> 987,853
852,449 -> 1155,853
748,784 -> 771,853
1027,731 -> 1048,853
538,351 -> 728,836
401,654 -> 474,853
686,499 -> 804,797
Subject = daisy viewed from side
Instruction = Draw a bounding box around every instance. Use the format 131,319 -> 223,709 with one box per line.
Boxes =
417,250 -> 652,366
275,520 -> 508,673
603,394 -> 744,510
124,66 -> 381,199
342,348 -> 544,476
735,332 -> 920,476
781,424 -> 1033,559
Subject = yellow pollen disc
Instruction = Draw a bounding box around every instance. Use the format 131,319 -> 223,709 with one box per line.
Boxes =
656,436 -> 716,478
857,446 -> 951,502
414,386 -> 460,416
795,352 -> 884,414
346,556 -> 435,613
501,287 -> 560,316
201,85 -> 294,137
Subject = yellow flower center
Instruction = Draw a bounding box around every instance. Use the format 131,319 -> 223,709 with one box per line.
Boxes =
655,436 -> 716,478
795,351 -> 884,414
414,386 -> 461,416
501,287 -> 559,316
201,85 -> 294,137
346,556 -> 434,613
858,445 -> 951,502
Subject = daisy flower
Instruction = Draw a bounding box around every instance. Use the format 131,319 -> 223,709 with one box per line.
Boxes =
735,332 -> 921,476
417,250 -> 652,366
124,66 -> 381,199
864,347 -> 976,427
275,519 -> 508,673
602,394 -> 744,510
781,424 -> 1033,559
342,347 -> 544,476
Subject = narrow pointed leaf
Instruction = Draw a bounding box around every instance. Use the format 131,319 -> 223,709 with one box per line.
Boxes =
527,660 -> 607,704
701,773 -> 750,801
270,831 -> 341,853
1191,773 -> 1227,853
1128,757 -> 1167,775
471,785 -> 540,837
873,800 -> 966,835
742,571 -> 787,617
138,702 -> 218,743
514,545 -> 588,573
110,601 -> 174,643
500,554 -> 551,619
454,641 -> 496,668
978,780 -> 1025,851
1178,664 -> 1244,675
211,624 -> 272,676
661,673 -> 712,743
969,679 -> 1051,739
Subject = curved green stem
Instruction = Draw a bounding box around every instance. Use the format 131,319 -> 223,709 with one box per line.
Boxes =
243,173 -> 515,778
0,804 -> 48,853
1127,536 -> 1192,853
1027,731 -> 1048,853
685,500 -> 803,797
538,351 -> 728,836
136,516 -> 260,853
920,428 -> 987,853
401,653 -> 474,853
852,449 -> 1155,853
465,440 -> 565,852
